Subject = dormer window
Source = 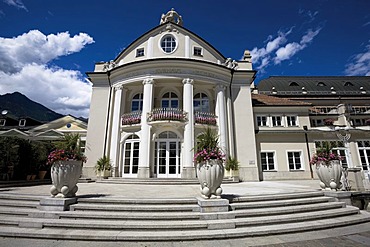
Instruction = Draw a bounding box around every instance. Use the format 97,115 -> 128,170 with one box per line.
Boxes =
19,119 -> 26,127
0,119 -> 5,126
344,81 -> 354,86
136,48 -> 144,57
160,34 -> 177,54
289,82 -> 299,86
317,82 -> 326,86
193,47 -> 202,56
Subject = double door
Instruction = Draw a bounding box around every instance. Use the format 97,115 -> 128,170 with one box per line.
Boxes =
155,140 -> 181,178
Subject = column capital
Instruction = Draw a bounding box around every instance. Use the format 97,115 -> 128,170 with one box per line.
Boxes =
182,78 -> 194,85
114,85 -> 127,91
215,84 -> 226,91
143,78 -> 154,85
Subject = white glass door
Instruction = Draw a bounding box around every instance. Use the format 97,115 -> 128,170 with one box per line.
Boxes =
155,132 -> 181,178
122,135 -> 140,178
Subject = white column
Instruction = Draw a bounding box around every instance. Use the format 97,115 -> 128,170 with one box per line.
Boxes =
215,84 -> 229,155
182,78 -> 195,178
138,78 -> 154,178
109,86 -> 126,177
226,86 -> 235,157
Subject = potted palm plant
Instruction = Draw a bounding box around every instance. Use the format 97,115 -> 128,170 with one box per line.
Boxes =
310,141 -> 342,190
48,134 -> 86,198
95,155 -> 111,179
194,127 -> 225,199
225,156 -> 239,181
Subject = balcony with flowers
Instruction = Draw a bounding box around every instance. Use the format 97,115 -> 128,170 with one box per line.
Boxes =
148,108 -> 187,124
194,111 -> 217,126
121,111 -> 142,127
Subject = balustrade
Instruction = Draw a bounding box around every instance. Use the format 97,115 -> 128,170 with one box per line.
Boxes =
148,108 -> 187,122
194,111 -> 217,125
121,111 -> 142,126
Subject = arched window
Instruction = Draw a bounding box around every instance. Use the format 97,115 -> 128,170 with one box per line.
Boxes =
161,92 -> 178,108
193,93 -> 209,112
344,81 -> 354,86
131,93 -> 143,112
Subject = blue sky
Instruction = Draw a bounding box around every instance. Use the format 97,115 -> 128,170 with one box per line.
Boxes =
0,0 -> 369,117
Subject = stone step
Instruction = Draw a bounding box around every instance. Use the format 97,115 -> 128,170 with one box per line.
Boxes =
52,210 -> 202,221
0,194 -> 43,201
230,196 -> 333,210
233,201 -> 346,217
0,199 -> 39,209
0,212 -> 369,241
0,206 -> 360,231
226,191 -> 325,203
0,206 -> 39,217
29,201 -> 346,221
70,203 -> 199,212
235,206 -> 360,227
77,197 -> 197,205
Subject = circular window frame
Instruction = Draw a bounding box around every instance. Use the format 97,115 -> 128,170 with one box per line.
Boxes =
159,34 -> 178,54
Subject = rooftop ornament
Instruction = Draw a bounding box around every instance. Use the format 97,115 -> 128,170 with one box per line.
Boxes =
160,8 -> 183,26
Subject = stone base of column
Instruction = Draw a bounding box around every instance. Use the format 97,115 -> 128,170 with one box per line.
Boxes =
182,167 -> 196,179
137,167 -> 150,178
112,166 -> 119,177
39,197 -> 77,211
348,167 -> 365,191
238,166 -> 260,181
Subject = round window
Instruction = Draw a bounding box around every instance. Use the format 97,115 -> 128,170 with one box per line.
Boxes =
160,35 -> 177,53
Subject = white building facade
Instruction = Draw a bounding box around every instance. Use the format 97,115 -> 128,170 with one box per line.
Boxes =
84,9 -> 259,181
84,10 -> 370,186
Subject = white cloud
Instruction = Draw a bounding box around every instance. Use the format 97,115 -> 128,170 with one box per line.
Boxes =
0,30 -> 94,74
250,30 -> 291,70
274,28 -> 321,64
3,0 -> 27,11
250,27 -> 321,71
0,30 -> 94,117
345,43 -> 370,76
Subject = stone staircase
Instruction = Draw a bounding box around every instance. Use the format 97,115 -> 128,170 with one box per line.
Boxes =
0,191 -> 369,241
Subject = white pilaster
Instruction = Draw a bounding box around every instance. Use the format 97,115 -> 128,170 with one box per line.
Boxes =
226,86 -> 235,157
182,78 -> 195,178
147,37 -> 153,58
109,86 -> 126,177
215,84 -> 229,154
138,78 -> 154,178
185,36 -> 190,58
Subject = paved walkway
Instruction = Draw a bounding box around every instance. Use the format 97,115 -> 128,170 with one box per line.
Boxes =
0,179 -> 369,246
0,179 -> 324,198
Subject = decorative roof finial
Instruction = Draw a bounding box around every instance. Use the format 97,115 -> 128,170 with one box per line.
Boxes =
160,8 -> 183,26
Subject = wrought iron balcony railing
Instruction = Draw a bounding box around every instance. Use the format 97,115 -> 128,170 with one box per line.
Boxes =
194,111 -> 217,125
148,108 -> 187,122
350,106 -> 370,115
121,111 -> 141,126
309,106 -> 339,115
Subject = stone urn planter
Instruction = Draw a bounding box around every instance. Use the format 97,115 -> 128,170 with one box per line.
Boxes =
196,159 -> 224,198
50,160 -> 82,197
194,128 -> 225,199
47,134 -> 86,198
315,160 -> 343,190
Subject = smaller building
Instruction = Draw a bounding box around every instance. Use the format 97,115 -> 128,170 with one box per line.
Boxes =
255,76 -> 370,187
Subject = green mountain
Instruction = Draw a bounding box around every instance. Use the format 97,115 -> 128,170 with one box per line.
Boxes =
0,92 -> 64,122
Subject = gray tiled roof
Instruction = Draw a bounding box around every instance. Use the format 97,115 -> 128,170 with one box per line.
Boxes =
257,76 -> 370,96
